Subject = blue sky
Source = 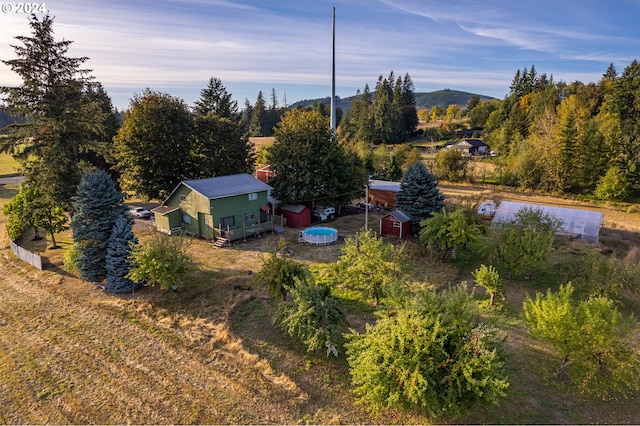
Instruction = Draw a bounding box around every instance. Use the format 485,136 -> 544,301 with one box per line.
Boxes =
1,0 -> 639,110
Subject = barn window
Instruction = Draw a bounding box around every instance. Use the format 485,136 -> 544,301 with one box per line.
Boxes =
182,214 -> 191,224
248,192 -> 258,201
393,222 -> 401,228
245,213 -> 255,222
180,194 -> 186,202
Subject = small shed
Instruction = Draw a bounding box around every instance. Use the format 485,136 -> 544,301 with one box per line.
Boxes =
368,179 -> 401,209
280,204 -> 311,228
255,165 -> 275,184
380,210 -> 412,239
492,201 -> 604,243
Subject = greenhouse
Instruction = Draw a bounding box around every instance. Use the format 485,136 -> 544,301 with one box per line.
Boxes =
492,201 -> 604,243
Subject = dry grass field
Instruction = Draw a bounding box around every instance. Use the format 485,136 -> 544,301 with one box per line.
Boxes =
1,183 -> 639,424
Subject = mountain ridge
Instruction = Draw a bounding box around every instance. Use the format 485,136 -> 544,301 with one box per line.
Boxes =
289,89 -> 497,111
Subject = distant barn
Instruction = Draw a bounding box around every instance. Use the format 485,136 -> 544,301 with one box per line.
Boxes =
492,201 -> 604,243
368,179 -> 401,209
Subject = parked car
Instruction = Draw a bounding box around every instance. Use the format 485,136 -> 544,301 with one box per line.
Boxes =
129,206 -> 151,219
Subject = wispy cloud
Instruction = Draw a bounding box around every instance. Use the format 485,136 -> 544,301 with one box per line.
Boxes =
1,0 -> 639,109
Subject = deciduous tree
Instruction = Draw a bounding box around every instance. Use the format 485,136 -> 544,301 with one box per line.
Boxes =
113,89 -> 193,201
523,283 -> 640,398
345,284 -> 509,416
337,229 -> 405,305
493,207 -> 562,281
267,109 -> 366,206
472,264 -> 503,306
419,208 -> 480,260
433,147 -> 469,182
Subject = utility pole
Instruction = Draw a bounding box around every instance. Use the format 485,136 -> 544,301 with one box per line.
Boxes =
330,6 -> 336,135
364,184 -> 369,230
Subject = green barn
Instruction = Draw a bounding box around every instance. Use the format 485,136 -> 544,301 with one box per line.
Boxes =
152,173 -> 275,244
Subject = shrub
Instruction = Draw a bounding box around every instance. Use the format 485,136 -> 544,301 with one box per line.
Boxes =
127,233 -> 192,290
276,278 -> 347,356
524,283 -> 640,399
63,243 -> 80,273
345,285 -> 509,417
254,238 -> 309,300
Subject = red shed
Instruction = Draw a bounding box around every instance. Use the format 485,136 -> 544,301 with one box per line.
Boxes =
380,210 -> 412,239
280,204 -> 311,228
255,165 -> 275,184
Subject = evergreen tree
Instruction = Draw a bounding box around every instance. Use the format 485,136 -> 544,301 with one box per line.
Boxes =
249,91 -> 268,136
386,154 -> 403,181
396,162 -> 445,228
276,278 -> 346,355
105,216 -> 139,293
374,76 -> 405,144
191,79 -> 255,178
339,86 -> 375,143
71,170 -> 127,282
193,77 -> 238,119
1,14 -> 111,211
239,98 -> 253,134
605,60 -> 640,186
399,73 -> 418,134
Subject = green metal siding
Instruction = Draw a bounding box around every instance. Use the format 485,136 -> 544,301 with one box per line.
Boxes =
211,191 -> 270,240
160,182 -> 271,241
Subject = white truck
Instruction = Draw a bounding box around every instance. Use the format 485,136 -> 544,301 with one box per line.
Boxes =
313,206 -> 335,221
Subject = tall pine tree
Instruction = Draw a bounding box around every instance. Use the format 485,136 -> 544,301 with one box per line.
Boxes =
193,77 -> 238,118
1,14 -> 111,211
191,78 -> 255,178
396,162 -> 445,228
71,170 -> 127,283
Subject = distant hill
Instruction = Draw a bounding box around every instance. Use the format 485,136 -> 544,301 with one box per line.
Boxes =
0,109 -> 20,129
289,89 -> 496,111
414,89 -> 496,109
288,96 -> 353,111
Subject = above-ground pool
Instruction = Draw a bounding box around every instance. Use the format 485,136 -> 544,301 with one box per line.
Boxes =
301,227 -> 338,245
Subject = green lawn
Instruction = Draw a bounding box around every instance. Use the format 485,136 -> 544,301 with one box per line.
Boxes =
0,152 -> 21,176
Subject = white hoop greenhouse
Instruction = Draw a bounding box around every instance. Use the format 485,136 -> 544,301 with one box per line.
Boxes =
492,201 -> 604,243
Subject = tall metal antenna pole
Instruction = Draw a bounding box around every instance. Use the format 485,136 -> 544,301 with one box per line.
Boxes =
330,7 -> 336,135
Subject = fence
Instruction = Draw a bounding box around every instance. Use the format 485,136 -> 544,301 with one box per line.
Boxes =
9,239 -> 43,270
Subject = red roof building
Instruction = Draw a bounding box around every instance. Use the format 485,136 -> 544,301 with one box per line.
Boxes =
379,210 -> 412,239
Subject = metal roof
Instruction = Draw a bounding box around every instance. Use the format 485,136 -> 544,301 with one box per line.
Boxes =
383,209 -> 411,222
281,204 -> 308,213
182,173 -> 273,200
151,205 -> 180,215
369,179 -> 401,192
